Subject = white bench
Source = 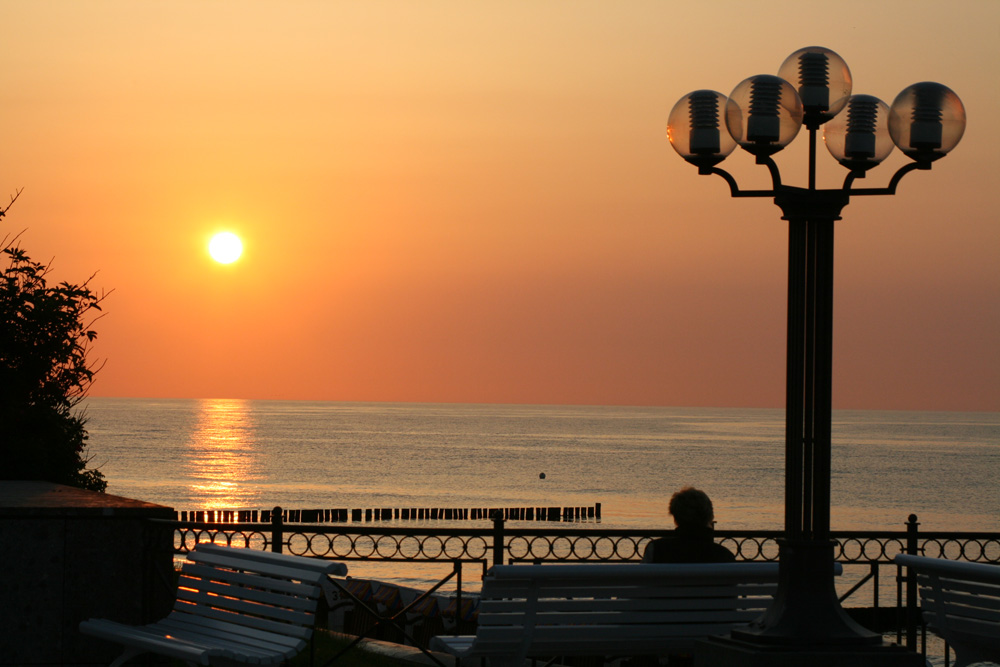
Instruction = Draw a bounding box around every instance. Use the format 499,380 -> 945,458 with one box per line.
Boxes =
895,554 -> 1000,667
80,544 -> 347,666
430,562 -> 811,667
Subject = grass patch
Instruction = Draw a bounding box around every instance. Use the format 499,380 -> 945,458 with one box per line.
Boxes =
289,630 -> 418,667
163,630 -> 418,667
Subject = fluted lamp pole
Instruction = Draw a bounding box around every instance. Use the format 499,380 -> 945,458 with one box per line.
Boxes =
668,47 -> 966,666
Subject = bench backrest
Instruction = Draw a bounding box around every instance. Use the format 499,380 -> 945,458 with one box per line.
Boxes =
175,544 -> 346,644
895,554 -> 1000,641
475,562 -> 783,657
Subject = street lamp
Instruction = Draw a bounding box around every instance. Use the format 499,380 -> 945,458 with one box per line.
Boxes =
668,46 -> 965,666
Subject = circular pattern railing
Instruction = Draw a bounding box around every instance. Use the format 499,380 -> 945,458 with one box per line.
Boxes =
836,536 -> 907,562
175,527 -> 271,552
172,524 -> 1000,566
918,536 -> 1000,562
505,534 -> 647,562
725,536 -> 781,561
277,530 -> 492,562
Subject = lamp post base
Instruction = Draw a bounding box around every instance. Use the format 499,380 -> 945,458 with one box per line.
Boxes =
694,635 -> 925,667
732,539 -> 879,645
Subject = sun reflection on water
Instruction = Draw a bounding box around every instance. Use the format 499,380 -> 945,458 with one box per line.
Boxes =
184,398 -> 262,511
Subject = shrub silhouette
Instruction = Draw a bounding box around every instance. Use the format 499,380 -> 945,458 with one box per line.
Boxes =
1,190 -> 108,492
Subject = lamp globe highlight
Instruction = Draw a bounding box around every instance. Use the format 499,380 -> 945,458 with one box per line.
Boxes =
668,90 -> 737,173
725,75 -> 803,159
889,82 -> 966,163
824,94 -> 893,173
778,46 -> 852,128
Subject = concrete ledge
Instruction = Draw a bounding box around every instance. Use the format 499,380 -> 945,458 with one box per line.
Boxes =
0,481 -> 173,518
0,481 -> 174,666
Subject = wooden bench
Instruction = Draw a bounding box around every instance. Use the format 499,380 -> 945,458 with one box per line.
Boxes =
895,554 -> 1000,667
80,544 -> 347,666
430,561 -> 816,667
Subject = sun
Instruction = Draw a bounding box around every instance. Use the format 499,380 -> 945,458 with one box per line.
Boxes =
208,232 -> 243,264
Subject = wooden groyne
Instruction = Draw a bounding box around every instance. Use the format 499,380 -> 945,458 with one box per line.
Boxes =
176,503 -> 601,524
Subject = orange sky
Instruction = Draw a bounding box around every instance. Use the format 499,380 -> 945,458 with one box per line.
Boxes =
2,1 -> 997,411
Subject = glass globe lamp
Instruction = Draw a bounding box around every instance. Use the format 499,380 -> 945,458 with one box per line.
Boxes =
778,47 -> 852,128
889,82 -> 966,163
725,75 -> 803,159
824,95 -> 894,173
668,90 -> 737,173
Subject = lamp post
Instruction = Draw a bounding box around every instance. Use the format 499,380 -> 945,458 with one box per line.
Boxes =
668,47 -> 965,666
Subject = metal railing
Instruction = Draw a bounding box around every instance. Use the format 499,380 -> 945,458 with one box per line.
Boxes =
165,510 -> 999,656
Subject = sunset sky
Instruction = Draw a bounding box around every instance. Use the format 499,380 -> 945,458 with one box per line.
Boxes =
2,1 -> 997,411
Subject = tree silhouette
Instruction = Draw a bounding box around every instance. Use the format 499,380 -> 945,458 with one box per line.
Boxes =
1,190 -> 108,491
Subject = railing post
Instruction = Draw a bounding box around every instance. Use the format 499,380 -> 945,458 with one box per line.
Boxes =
455,560 -> 463,639
272,505 -> 284,554
491,512 -> 506,567
905,513 -> 920,650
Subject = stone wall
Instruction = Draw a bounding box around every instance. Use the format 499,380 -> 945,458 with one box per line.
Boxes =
0,481 -> 174,666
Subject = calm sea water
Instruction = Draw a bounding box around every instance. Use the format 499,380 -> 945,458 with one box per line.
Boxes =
82,398 -> 999,533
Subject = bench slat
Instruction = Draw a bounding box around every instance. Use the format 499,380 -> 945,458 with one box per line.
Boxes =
923,612 -> 1000,637
147,626 -> 286,664
477,620 -> 759,639
181,562 -> 324,599
480,582 -> 777,602
186,550 -> 334,585
584,596 -> 771,612
476,608 -> 766,627
479,595 -> 772,618
192,544 -> 347,577
486,562 -> 780,581
177,573 -> 320,615
896,555 -> 1000,585
79,618 -> 232,664
917,576 -> 1000,601
483,583 -> 773,599
179,573 -> 319,613
157,617 -> 302,661
920,589 -> 1000,623
160,613 -> 306,651
172,598 -> 315,640
484,573 -> 779,588
460,624 -> 749,656
175,587 -> 317,627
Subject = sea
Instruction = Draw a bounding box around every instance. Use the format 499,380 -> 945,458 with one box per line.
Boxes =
83,398 -> 999,534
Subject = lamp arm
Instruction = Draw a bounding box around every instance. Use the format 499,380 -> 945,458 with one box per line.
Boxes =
843,171 -> 862,191
708,167 -> 778,199
761,155 -> 783,190
843,162 -> 928,196
709,167 -> 741,196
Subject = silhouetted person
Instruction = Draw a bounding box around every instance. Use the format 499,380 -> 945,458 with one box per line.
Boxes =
642,487 -> 735,563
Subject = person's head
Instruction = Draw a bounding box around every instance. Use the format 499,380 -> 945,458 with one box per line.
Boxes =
668,487 -> 715,530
